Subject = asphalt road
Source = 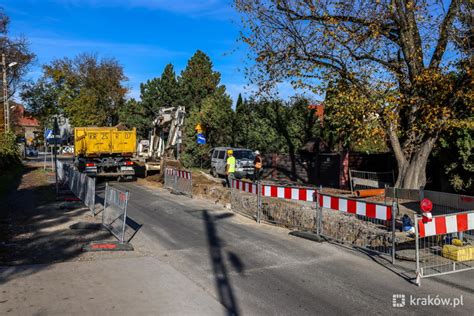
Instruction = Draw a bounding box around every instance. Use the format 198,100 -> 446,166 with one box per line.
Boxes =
97,181 -> 474,315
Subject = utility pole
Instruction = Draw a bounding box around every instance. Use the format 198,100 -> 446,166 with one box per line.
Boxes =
2,53 -> 9,132
2,54 -> 18,132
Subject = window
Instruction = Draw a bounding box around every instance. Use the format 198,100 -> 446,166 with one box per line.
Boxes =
233,150 -> 254,160
212,150 -> 218,158
217,151 -> 225,159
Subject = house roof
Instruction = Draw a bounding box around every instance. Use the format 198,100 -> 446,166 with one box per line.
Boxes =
11,102 -> 40,128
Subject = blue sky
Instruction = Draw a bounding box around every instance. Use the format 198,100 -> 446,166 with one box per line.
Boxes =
3,0 -> 302,104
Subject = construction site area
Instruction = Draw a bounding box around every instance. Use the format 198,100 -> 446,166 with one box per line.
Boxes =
1,1 -> 473,315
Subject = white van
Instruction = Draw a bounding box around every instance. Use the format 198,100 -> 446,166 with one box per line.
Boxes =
210,147 -> 255,179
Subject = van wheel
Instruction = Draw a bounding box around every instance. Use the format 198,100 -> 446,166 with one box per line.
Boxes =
211,168 -> 217,178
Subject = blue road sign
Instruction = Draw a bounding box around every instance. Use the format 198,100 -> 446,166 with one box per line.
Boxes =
44,129 -> 54,139
197,133 -> 206,145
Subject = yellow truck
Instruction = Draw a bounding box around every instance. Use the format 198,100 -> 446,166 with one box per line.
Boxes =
74,127 -> 137,179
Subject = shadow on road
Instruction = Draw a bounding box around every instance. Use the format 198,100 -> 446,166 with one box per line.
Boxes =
202,210 -> 242,316
323,238 -> 418,285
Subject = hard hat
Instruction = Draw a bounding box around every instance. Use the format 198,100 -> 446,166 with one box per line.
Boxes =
227,149 -> 233,155
255,150 -> 260,155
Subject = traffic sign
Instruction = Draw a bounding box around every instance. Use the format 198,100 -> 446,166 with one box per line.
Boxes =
44,129 -> 54,139
197,133 -> 206,145
195,123 -> 206,133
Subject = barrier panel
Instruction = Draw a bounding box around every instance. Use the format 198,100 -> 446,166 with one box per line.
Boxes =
230,179 -> 258,220
260,182 -> 316,229
349,169 -> 394,193
316,191 -> 396,260
415,211 -> 474,286
56,159 -> 65,182
62,163 -> 97,215
385,187 -> 474,213
230,179 -> 317,230
164,168 -> 193,197
102,183 -> 130,243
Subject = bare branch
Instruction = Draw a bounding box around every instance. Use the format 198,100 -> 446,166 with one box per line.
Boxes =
430,0 -> 461,68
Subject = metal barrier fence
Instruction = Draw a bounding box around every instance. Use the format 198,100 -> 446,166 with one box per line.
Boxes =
62,163 -> 97,215
349,169 -> 394,193
316,191 -> 396,260
102,183 -> 130,243
230,179 -> 258,220
385,187 -> 421,202
385,187 -> 474,216
229,177 -> 474,286
259,182 -> 316,229
230,179 -> 396,261
164,168 -> 193,197
415,211 -> 474,286
231,179 -> 317,230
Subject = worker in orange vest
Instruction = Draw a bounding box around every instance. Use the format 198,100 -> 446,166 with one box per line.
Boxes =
253,150 -> 263,181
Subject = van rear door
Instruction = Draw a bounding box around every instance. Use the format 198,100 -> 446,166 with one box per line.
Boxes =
216,150 -> 227,175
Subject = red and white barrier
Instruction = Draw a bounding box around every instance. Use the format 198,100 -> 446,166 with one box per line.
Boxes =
261,184 -> 315,202
417,212 -> 474,238
166,168 -> 192,180
232,179 -> 257,194
318,193 -> 392,221
231,179 -> 392,220
232,179 -> 316,202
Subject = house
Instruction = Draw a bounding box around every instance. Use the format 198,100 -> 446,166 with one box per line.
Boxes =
11,102 -> 40,145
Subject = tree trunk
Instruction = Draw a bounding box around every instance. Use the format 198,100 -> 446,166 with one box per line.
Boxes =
394,137 -> 437,189
388,127 -> 437,189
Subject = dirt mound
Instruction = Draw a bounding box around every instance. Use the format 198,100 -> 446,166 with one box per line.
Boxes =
192,171 -> 230,206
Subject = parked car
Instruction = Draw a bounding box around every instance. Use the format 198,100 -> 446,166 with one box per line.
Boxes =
210,147 -> 255,179
60,145 -> 74,154
26,147 -> 39,157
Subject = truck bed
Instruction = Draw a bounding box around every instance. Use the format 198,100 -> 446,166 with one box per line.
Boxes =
74,127 -> 136,157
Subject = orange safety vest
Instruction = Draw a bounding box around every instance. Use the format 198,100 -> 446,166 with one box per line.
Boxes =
254,156 -> 262,169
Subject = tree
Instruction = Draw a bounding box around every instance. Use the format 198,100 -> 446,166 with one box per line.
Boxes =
22,53 -> 128,127
432,128 -> 473,194
179,51 -> 233,167
0,9 -> 35,131
141,63 -> 181,115
118,98 -> 149,138
233,96 -> 321,179
235,0 -> 473,189
323,79 -> 388,153
179,50 -> 221,113
199,87 -> 234,148
20,78 -> 60,127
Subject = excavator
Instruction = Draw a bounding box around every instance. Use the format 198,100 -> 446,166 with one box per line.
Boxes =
137,106 -> 186,177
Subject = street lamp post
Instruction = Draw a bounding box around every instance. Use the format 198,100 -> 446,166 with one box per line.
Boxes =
2,53 -> 18,132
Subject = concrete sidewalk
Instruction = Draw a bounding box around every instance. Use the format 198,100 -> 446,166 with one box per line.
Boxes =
0,257 -> 225,315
